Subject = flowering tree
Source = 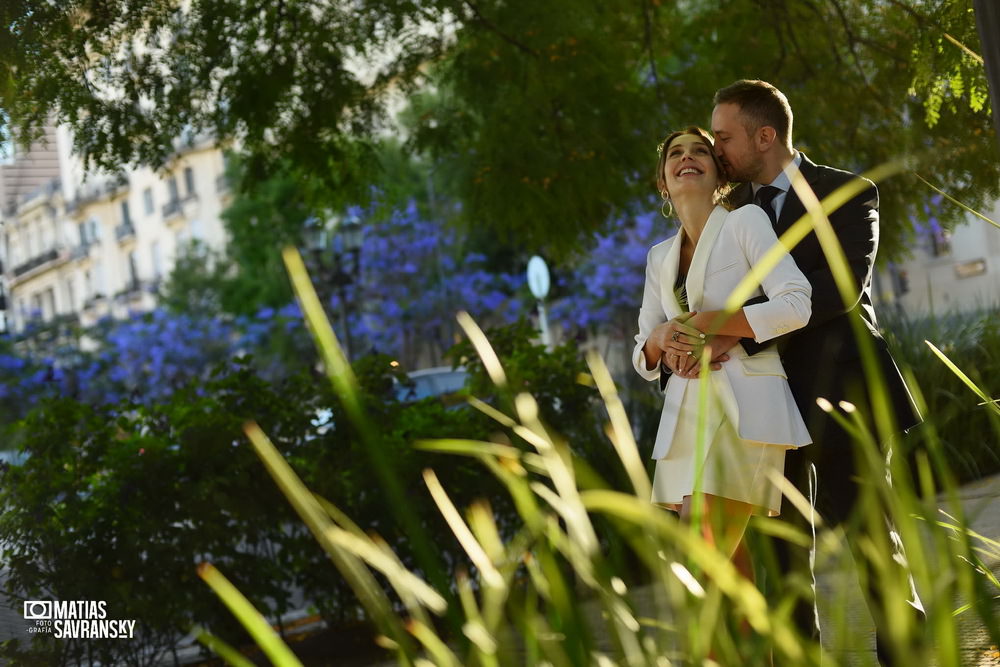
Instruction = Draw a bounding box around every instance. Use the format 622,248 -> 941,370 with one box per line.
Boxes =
0,306 -> 312,440
549,208 -> 672,342
327,202 -> 527,366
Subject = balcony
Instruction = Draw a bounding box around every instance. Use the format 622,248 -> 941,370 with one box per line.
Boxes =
11,248 -> 62,278
82,293 -> 107,310
115,220 -> 137,242
162,198 -> 182,220
114,280 -> 146,303
70,241 -> 95,261
67,173 -> 129,212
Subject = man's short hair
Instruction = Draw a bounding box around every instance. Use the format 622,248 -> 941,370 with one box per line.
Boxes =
713,80 -> 793,149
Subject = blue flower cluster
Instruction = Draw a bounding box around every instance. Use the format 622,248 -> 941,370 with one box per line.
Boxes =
550,208 -> 669,336
333,201 -> 527,360
1,200 -> 668,427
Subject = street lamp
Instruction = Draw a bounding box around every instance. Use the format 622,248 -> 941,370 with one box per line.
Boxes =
304,215 -> 363,360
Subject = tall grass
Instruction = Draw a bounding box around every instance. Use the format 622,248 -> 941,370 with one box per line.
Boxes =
194,171 -> 1000,665
883,306 -> 1000,482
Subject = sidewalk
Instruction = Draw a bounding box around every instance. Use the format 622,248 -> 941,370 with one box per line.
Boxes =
792,473 -> 1000,665
945,472 -> 1000,666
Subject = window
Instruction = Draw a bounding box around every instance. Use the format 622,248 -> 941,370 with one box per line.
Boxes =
78,217 -> 100,245
143,188 -> 154,215
151,241 -> 163,279
120,200 -> 132,225
167,176 -> 180,203
66,279 -> 76,312
930,229 -> 952,257
44,288 -> 56,320
127,251 -> 139,287
92,262 -> 107,298
184,167 -> 195,196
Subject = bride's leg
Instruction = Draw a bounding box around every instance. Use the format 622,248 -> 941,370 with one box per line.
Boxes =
679,494 -> 758,662
679,493 -> 754,562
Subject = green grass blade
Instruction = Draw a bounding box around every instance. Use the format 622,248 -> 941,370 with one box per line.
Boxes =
926,341 -> 1000,417
914,173 -> 1000,230
281,246 -> 363,420
423,468 -> 506,591
192,626 -> 256,667
282,247 -> 454,621
585,350 -> 651,498
197,563 -> 304,667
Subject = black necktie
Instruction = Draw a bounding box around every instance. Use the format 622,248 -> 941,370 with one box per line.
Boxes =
754,185 -> 781,226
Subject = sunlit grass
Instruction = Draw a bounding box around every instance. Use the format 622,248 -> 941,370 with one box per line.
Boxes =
194,176 -> 1000,664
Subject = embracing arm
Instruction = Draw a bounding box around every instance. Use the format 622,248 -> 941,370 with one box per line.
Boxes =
741,176 -> 876,355
691,206 -> 812,343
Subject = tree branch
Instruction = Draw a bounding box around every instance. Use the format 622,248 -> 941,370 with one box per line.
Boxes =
641,0 -> 665,108
462,0 -> 539,57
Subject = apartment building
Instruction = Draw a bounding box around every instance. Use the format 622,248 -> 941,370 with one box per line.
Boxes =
0,128 -> 232,334
874,199 -> 1000,317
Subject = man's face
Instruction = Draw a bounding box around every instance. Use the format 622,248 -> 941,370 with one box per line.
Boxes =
711,102 -> 762,183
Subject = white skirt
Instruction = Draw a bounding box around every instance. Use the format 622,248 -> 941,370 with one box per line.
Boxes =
651,381 -> 795,517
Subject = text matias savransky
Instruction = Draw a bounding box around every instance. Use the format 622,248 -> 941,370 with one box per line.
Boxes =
23,600 -> 137,639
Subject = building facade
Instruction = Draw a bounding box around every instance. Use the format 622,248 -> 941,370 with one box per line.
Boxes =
874,200 -> 1000,317
0,128 -> 231,335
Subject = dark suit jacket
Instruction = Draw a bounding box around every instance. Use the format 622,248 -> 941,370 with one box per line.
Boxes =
731,154 -> 921,442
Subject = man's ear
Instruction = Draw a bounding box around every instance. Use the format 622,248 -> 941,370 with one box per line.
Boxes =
756,125 -> 777,151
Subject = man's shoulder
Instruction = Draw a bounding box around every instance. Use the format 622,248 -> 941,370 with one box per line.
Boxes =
804,155 -> 876,192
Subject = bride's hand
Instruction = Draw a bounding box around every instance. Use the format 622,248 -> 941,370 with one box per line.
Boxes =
649,313 -> 706,373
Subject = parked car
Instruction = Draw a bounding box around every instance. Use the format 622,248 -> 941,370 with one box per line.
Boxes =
394,366 -> 468,404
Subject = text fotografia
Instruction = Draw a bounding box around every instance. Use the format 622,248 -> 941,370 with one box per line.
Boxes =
23,601 -> 137,639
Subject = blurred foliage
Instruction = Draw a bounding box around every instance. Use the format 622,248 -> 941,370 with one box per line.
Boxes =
200,318 -> 1000,666
0,356 -> 499,665
2,306 -> 999,662
159,187 -> 527,366
0,318 -> 655,664
0,305 -> 316,449
1,1 -> 995,259
883,305 -> 1000,482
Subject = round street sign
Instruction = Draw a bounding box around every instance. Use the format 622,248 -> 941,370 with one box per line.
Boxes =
526,255 -> 550,300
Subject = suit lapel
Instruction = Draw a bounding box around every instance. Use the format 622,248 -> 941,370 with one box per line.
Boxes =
685,205 -> 728,310
776,153 -> 820,232
730,153 -> 821,234
659,232 -> 684,318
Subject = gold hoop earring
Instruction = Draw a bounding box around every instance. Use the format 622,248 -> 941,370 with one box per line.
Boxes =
660,198 -> 674,220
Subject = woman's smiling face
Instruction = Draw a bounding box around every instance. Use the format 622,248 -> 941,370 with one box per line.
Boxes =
662,133 -> 720,201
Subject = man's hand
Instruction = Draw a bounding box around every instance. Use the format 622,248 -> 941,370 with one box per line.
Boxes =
672,334 -> 740,378
646,312 -> 707,373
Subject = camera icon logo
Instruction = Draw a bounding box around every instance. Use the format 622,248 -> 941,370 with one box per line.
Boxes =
23,601 -> 52,620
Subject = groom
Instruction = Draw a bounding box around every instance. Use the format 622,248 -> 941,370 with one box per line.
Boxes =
704,79 -> 923,665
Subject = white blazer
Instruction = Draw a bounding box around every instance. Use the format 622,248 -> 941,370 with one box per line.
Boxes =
632,205 -> 812,459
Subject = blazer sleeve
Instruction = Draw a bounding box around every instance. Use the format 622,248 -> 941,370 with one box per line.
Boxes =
633,244 -> 667,381
735,207 -> 813,343
742,175 -> 877,355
